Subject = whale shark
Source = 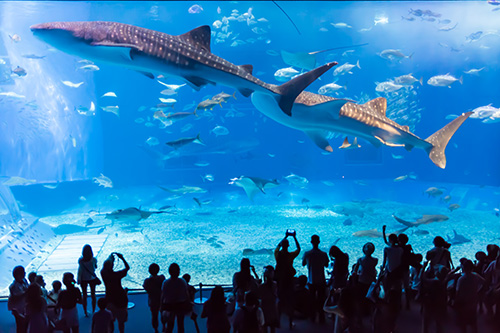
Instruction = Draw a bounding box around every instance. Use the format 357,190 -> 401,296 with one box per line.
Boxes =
251,92 -> 472,168
31,21 -> 335,116
229,176 -> 280,201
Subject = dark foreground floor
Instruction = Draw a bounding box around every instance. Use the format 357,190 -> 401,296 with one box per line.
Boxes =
1,292 -> 499,333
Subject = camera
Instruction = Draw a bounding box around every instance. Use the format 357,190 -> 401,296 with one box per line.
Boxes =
286,229 -> 296,236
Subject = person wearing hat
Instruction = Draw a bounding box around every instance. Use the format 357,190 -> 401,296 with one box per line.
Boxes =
56,272 -> 82,333
302,234 -> 329,324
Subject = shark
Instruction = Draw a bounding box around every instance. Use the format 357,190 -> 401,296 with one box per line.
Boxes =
352,226 -> 409,238
393,214 -> 449,227
105,207 -> 170,222
251,93 -> 472,168
446,229 -> 471,245
31,21 -> 336,116
229,176 -> 280,201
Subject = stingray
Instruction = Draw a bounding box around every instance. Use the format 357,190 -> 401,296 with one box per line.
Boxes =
393,214 -> 449,227
229,176 -> 280,201
281,43 -> 368,70
105,207 -> 170,222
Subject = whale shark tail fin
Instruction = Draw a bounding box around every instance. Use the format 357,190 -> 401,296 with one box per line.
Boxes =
424,111 -> 472,169
274,62 -> 337,116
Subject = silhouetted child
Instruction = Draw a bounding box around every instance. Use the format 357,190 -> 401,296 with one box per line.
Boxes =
455,259 -> 486,333
143,263 -> 165,333
258,266 -> 279,333
397,233 -> 413,309
233,291 -> 264,333
92,297 -> 114,333
47,280 -> 62,307
474,251 -> 488,276
28,271 -> 37,285
294,275 -> 312,319
35,275 -> 48,301
182,273 -> 199,330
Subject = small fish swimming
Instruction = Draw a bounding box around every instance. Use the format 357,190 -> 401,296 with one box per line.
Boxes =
318,82 -> 345,94
427,74 -> 463,87
274,67 -> 300,82
375,81 -> 404,93
93,173 -> 113,188
463,67 -> 485,76
379,49 -> 413,61
101,105 -> 119,117
333,61 -> 361,76
101,92 -> 117,98
158,185 -> 207,195
394,74 -> 423,86
166,134 -> 204,149
157,81 -> 186,92
201,174 -> 214,182
79,64 -> 100,71
11,66 -> 27,77
448,203 -> 460,211
196,99 -> 222,111
424,187 -> 443,197
393,175 -> 408,182
62,80 -> 84,88
212,91 -> 236,103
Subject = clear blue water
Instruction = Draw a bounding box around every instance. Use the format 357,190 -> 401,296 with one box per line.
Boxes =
0,1 -> 499,294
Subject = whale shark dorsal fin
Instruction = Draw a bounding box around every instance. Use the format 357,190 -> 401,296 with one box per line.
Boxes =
179,25 -> 211,52
239,64 -> 253,75
305,130 -> 333,152
364,97 -> 387,116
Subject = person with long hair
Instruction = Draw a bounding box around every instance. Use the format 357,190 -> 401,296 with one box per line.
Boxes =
25,283 -> 49,333
201,285 -> 231,333
77,244 -> 99,316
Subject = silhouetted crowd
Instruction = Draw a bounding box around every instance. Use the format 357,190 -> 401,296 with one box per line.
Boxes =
8,227 -> 500,333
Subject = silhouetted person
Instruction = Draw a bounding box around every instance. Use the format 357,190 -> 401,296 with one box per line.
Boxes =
161,263 -> 190,333
35,274 -> 48,302
47,280 -> 62,322
233,258 -> 259,309
486,244 -> 499,265
101,252 -> 130,333
28,271 -> 37,285
143,263 -> 165,333
426,236 -> 453,270
182,273 -> 199,331
302,234 -> 329,323
56,272 -> 82,333
25,283 -> 49,333
354,242 -> 378,319
328,245 -> 349,289
420,261 -> 449,333
258,266 -> 279,333
294,275 -> 312,319
201,285 -> 231,333
455,259 -> 486,333
91,297 -> 114,333
77,244 -> 99,316
397,233 -> 414,309
484,251 -> 500,320
233,290 -> 264,333
8,265 -> 29,333
474,251 -> 488,276
274,230 -> 301,329
381,233 -> 403,295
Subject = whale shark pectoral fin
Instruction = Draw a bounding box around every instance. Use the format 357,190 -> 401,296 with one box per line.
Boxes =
274,62 -> 338,116
89,43 -> 139,61
179,25 -> 212,52
304,130 -> 333,152
184,76 -> 214,90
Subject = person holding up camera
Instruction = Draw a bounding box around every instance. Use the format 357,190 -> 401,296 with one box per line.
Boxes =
274,229 -> 301,330
101,252 -> 130,333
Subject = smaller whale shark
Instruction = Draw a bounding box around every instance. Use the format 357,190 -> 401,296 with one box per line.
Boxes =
229,176 -> 279,201
105,207 -> 171,222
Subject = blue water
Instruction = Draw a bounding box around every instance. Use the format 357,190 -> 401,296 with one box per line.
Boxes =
0,1 -> 499,293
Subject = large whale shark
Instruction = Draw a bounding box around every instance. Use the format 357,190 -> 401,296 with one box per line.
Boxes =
251,91 -> 472,168
30,21 -> 335,116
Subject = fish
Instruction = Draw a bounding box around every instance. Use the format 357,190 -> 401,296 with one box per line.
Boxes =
339,137 -> 361,149
146,137 -> 159,146
31,21 -> 334,117
318,83 -> 345,94
43,183 -> 58,189
463,67 -> 485,76
424,187 -> 444,197
75,102 -> 96,116
158,97 -> 177,106
166,134 -> 204,149
93,173 -> 113,188
441,195 -> 452,203
101,105 -> 119,116
330,22 -> 352,29
438,23 -> 458,32
2,177 -> 36,186
394,74 -> 423,86
274,67 -> 300,82
105,207 -> 170,222
193,197 -> 212,207
201,174 -> 214,182
188,4 -> 203,14
159,185 -> 207,195
333,61 -> 361,76
85,217 -> 94,226
0,92 -> 25,99
446,230 -> 471,245
101,91 -> 117,97
78,64 -> 100,71
194,162 -> 210,167
285,173 -> 309,188
375,81 -> 404,93
196,99 -> 222,110
164,111 -> 197,123
211,125 -> 229,136
427,74 -> 463,87
62,80 -> 84,88
229,176 -> 280,201
393,175 -> 408,182
212,91 -> 236,103
343,218 -> 353,226
379,49 -> 413,60
392,154 -> 404,159
22,54 -> 46,59
11,66 -> 27,76
251,93 -> 471,168
9,34 -> 21,42
448,203 -> 460,211
393,214 -> 449,227
157,81 -> 186,92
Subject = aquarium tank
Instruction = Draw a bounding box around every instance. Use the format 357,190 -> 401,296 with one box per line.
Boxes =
0,1 -> 499,295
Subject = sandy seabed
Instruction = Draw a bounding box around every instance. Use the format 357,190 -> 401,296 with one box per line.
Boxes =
25,199 -> 499,292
